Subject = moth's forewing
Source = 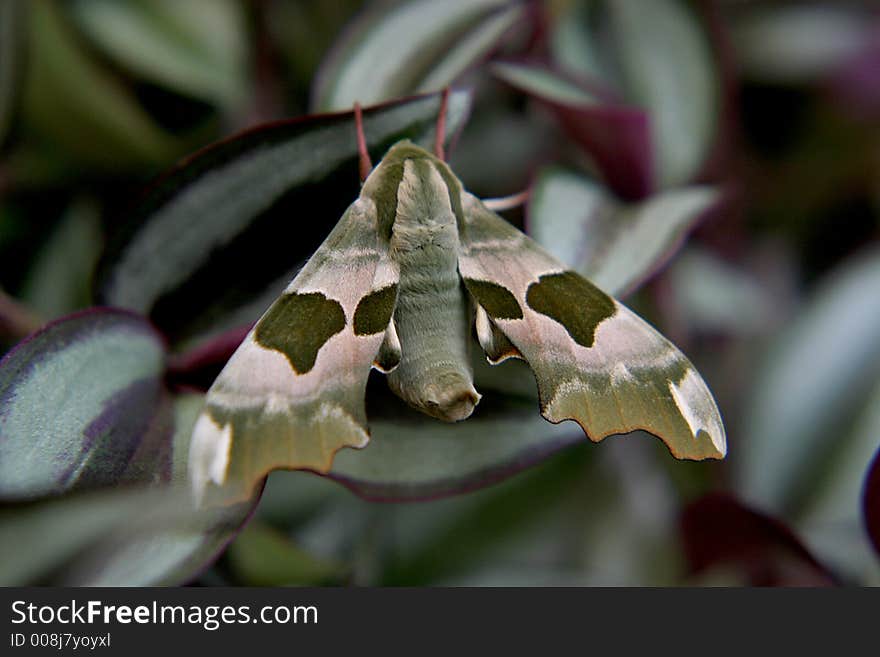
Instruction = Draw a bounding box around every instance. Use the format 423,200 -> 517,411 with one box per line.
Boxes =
189,199 -> 399,504
457,193 -> 726,460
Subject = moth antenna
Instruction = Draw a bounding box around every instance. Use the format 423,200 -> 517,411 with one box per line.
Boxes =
354,102 -> 372,182
482,189 -> 532,212
434,87 -> 450,161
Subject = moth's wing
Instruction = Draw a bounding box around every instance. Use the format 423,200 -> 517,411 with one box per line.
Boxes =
457,193 -> 725,460
189,197 -> 399,504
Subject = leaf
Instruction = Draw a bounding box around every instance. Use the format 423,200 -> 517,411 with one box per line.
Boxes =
64,393 -> 261,586
528,166 -> 718,296
549,1 -> 608,85
328,361 -> 587,501
545,0 -> 718,189
0,308 -> 169,498
68,0 -> 248,108
865,444 -> 880,564
492,61 -> 653,199
680,492 -> 836,586
312,0 -> 522,111
20,198 -> 103,320
0,486 -> 179,586
226,521 -> 348,586
380,445 -> 591,584
798,380 -> 880,584
667,247 -> 776,335
96,90 -> 472,346
171,332 -> 589,503
0,315 -> 258,584
738,247 -> 880,513
20,0 -> 179,170
731,5 -> 873,83
605,0 -> 717,187
491,61 -> 604,106
0,0 -> 26,149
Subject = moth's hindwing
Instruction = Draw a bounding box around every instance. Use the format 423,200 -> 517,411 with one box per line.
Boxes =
189,198 -> 399,504
457,193 -> 726,460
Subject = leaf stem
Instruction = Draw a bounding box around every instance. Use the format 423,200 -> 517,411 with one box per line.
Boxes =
0,288 -> 43,342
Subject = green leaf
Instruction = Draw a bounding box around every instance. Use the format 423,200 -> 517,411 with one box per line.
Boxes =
549,1 -> 609,85
226,521 -> 348,586
96,90 -> 472,346
380,445 -> 591,584
491,61 -> 602,106
65,393 -> 260,586
20,198 -> 103,320
738,247 -> 880,514
667,247 -> 776,335
0,486 -> 180,586
606,0 -> 717,186
0,308 -> 169,498
68,0 -> 248,108
0,0 -> 26,149
312,0 -> 522,111
20,0 -> 179,170
731,5 -> 872,83
528,166 -> 718,296
797,380 -> 880,584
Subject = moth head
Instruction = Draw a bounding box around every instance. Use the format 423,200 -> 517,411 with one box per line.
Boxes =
386,363 -> 480,423
419,374 -> 482,423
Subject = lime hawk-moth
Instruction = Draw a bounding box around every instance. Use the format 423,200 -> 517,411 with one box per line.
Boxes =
190,94 -> 726,504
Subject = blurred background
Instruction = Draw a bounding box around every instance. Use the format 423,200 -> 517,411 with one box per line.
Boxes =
1,0 -> 879,586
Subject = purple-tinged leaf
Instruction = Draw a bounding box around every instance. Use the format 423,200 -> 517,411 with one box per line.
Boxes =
548,0 -> 719,189
0,393 -> 261,585
828,38 -> 880,119
604,0 -> 718,188
96,90 -> 472,347
681,492 -> 837,586
0,308 -> 168,498
865,447 -> 880,562
328,359 -> 583,502
491,61 -> 653,199
166,322 -> 253,392
63,393 -> 262,586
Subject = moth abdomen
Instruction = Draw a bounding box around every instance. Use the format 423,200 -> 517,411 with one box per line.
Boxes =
382,152 -> 479,422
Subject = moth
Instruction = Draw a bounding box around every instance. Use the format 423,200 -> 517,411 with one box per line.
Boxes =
189,96 -> 726,504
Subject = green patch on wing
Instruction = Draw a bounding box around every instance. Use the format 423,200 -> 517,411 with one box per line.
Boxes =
539,357 -> 723,460
525,272 -> 616,348
464,278 -> 523,320
254,292 -> 345,374
353,284 -> 398,336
